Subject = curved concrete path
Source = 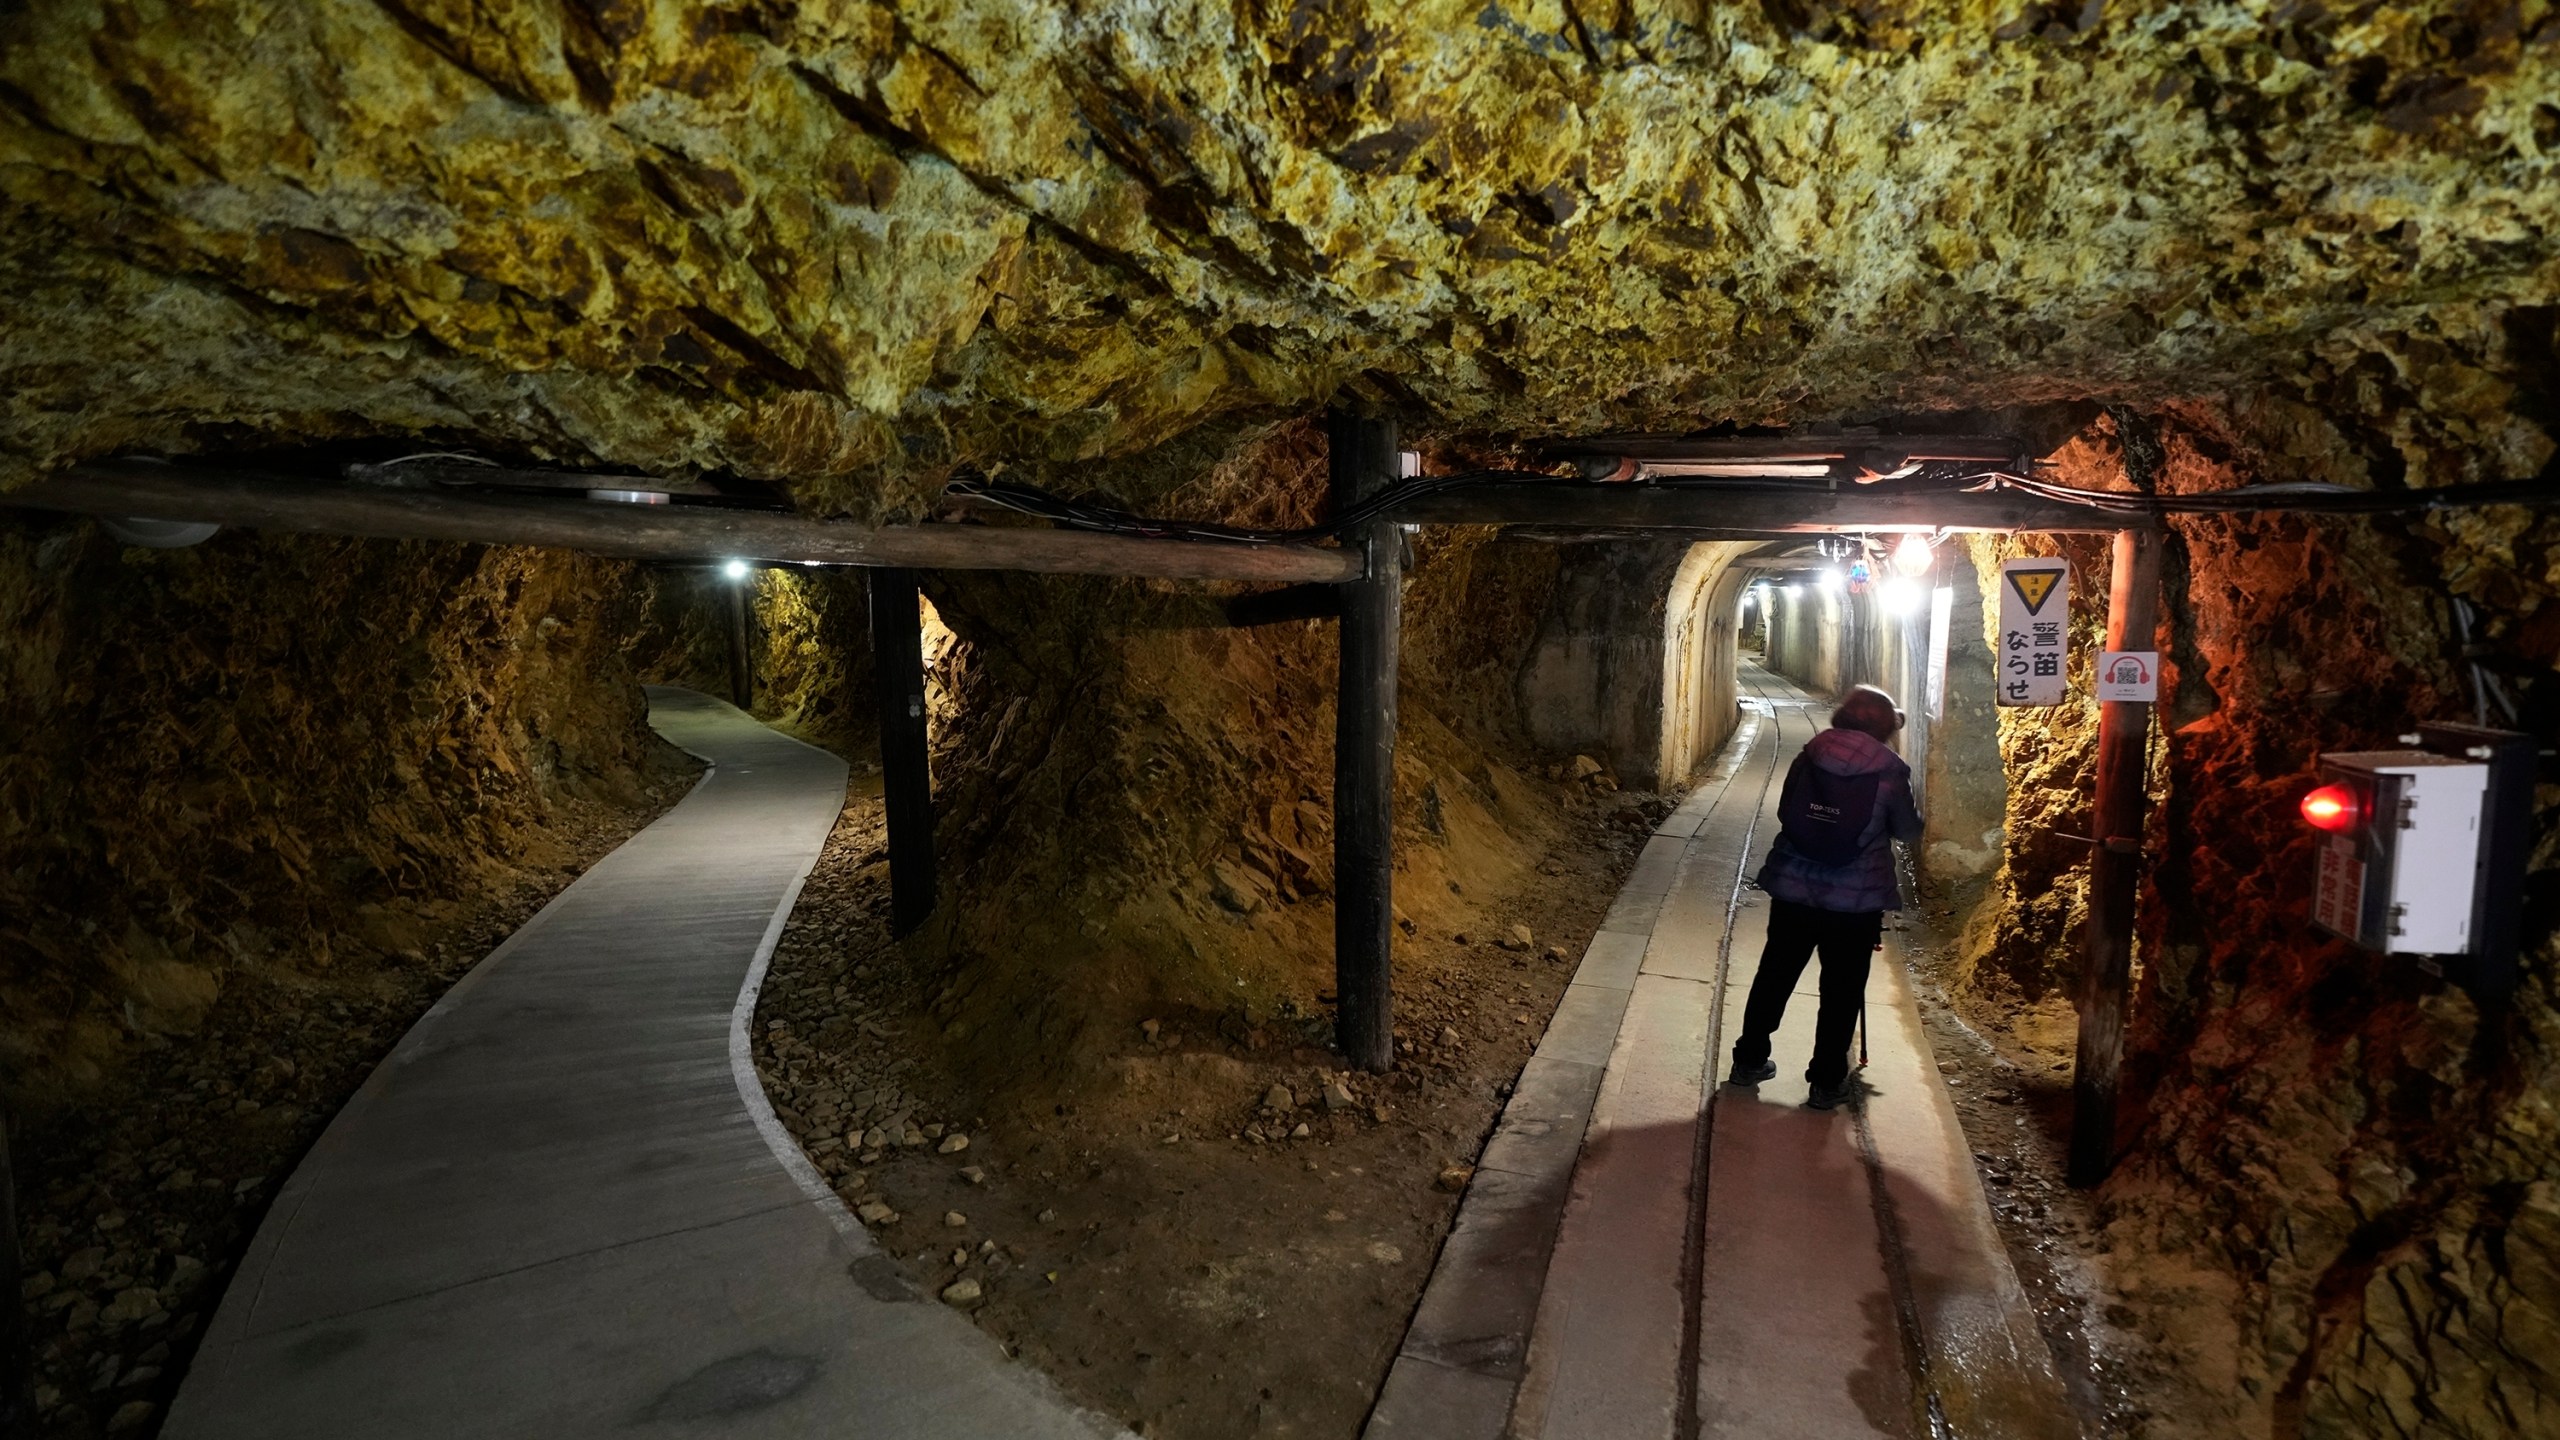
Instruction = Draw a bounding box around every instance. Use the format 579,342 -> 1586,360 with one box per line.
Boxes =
1368,662 -> 2077,1440
167,687 -> 1120,1440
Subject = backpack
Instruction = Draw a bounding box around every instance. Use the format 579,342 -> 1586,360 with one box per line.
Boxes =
1776,751 -> 1882,867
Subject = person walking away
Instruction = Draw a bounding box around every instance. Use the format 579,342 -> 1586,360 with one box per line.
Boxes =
1726,685 -> 1922,1110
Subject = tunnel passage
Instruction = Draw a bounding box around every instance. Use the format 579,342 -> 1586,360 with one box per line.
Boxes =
1513,535 -> 1991,812
1516,529 -> 2024,980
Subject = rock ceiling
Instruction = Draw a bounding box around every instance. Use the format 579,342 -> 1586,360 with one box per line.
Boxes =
1,2 -> 2554,511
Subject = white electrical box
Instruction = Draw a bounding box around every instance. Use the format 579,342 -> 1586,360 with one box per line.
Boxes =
2307,751 -> 2488,956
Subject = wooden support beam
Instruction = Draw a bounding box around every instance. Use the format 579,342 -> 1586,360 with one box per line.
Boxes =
6,461 -> 1363,584
869,567 -> 937,938
724,573 -> 756,711
1395,482 -> 2144,534
1331,412 -> 1401,1074
2,1108 -> 32,1437
2069,527 -> 2161,1188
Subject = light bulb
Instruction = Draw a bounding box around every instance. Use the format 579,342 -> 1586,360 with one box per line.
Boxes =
1891,533 -> 1935,577
722,559 -> 749,580
2301,784 -> 2360,833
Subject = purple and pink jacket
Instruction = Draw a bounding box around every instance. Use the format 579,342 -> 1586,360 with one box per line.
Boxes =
1754,727 -> 1925,914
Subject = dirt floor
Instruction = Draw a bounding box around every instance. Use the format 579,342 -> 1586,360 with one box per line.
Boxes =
1903,919 -> 2219,1440
750,767 -> 1668,1439
9,740 -> 700,1440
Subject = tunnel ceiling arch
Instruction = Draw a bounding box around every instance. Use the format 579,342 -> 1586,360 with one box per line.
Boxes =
0,7 -> 2553,505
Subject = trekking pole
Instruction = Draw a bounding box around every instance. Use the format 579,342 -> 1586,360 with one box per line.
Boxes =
1859,934 -> 1877,1069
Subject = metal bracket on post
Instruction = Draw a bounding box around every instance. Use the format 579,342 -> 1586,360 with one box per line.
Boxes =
1329,410 -> 1401,1073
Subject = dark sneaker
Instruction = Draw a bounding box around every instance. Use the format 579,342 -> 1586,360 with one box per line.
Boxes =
1726,1059 -> 1777,1087
1805,1075 -> 1863,1111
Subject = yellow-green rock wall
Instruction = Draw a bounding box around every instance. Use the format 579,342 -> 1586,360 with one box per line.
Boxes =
4,5 -> 2556,506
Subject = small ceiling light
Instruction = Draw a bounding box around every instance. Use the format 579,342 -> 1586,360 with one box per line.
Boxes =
722,559 -> 750,581
1643,461 -> 1837,479
1817,567 -> 1846,593
1881,576 -> 1926,616
1890,533 -> 1935,577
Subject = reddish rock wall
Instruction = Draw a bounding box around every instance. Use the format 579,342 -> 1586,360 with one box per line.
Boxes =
1952,412 -> 2560,1438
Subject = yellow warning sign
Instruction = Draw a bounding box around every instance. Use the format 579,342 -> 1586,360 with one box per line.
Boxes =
2005,568 -> 2064,615
1996,557 -> 2072,707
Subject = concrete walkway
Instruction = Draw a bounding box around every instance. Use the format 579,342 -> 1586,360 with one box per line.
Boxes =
167,689 -> 1120,1440
1368,663 -> 2076,1440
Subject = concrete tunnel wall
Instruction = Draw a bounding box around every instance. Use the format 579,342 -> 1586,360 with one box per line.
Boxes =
1517,539 -> 1760,790
1765,580 -> 1849,697
1764,579 -> 1929,722
1656,544 -> 1761,786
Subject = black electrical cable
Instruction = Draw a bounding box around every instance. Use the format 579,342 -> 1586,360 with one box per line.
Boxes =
1972,470 -> 2560,516
951,465 -> 2560,546
946,469 -> 1582,544
949,467 -> 1979,543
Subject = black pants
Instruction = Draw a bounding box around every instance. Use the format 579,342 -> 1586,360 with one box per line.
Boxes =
1731,898 -> 1882,1089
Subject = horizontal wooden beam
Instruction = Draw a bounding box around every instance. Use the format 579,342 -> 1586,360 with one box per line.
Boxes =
5,461 -> 1364,584
1392,482 -> 2145,533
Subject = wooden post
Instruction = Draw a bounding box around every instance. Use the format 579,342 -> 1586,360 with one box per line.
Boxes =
2,1108 -> 31,1435
2069,528 -> 2160,1187
1330,411 -> 1401,1073
868,567 -> 937,938
725,571 -> 755,711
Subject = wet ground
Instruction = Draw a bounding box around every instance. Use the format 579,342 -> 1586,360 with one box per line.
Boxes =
1903,945 -> 2193,1439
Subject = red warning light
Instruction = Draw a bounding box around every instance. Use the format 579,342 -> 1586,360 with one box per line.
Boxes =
2300,784 -> 2360,833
